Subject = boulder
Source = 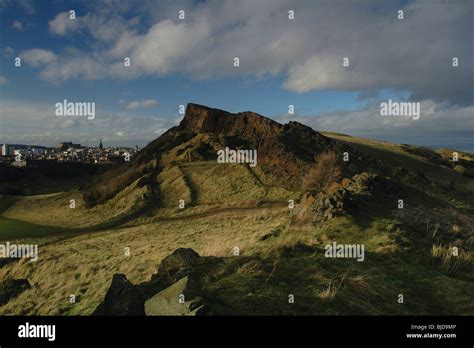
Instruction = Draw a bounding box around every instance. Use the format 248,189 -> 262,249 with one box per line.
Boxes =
153,248 -> 201,284
93,274 -> 145,315
0,278 -> 30,306
144,276 -> 205,316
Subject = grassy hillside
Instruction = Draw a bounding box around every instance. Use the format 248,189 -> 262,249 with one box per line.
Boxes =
0,206 -> 289,315
0,128 -> 472,315
3,179 -> 149,229
323,132 -> 474,205
1,200 -> 472,315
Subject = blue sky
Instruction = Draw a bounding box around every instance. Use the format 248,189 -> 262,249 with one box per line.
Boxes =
0,0 -> 472,149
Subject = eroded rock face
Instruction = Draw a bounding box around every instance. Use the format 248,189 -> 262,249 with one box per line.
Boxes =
180,104 -> 282,139
0,278 -> 31,306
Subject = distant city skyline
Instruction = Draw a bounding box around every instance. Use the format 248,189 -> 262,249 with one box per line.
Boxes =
0,0 -> 472,150
0,140 -> 138,149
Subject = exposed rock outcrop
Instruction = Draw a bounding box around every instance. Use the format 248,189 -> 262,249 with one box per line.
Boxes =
92,274 -> 145,315
294,172 -> 395,225
180,103 -> 282,139
93,248 -> 220,316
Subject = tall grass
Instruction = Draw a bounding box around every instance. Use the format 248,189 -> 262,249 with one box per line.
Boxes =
431,244 -> 473,276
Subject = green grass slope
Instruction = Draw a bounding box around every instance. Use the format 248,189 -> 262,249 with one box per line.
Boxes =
0,130 -> 472,315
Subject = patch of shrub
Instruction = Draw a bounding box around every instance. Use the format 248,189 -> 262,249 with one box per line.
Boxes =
302,150 -> 342,192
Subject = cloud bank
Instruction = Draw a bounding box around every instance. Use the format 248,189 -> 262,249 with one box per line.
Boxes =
16,0 -> 473,106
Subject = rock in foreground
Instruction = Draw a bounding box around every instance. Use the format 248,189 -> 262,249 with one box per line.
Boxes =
94,248 -> 218,316
92,274 -> 145,315
144,276 -> 204,316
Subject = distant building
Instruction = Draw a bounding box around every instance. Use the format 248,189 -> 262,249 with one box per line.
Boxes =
99,139 -> 103,149
31,148 -> 45,156
56,142 -> 82,151
74,148 -> 85,160
1,144 -> 15,156
13,149 -> 23,159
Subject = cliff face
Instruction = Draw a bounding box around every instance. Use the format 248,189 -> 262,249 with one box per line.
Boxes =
180,103 -> 283,139
179,103 -> 334,153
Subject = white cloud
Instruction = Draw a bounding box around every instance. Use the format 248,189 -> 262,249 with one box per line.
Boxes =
20,49 -> 57,67
125,99 -> 157,110
22,0 -> 474,105
49,11 -> 136,42
39,55 -> 104,82
115,131 -> 124,136
49,12 -> 79,36
12,20 -> 22,31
